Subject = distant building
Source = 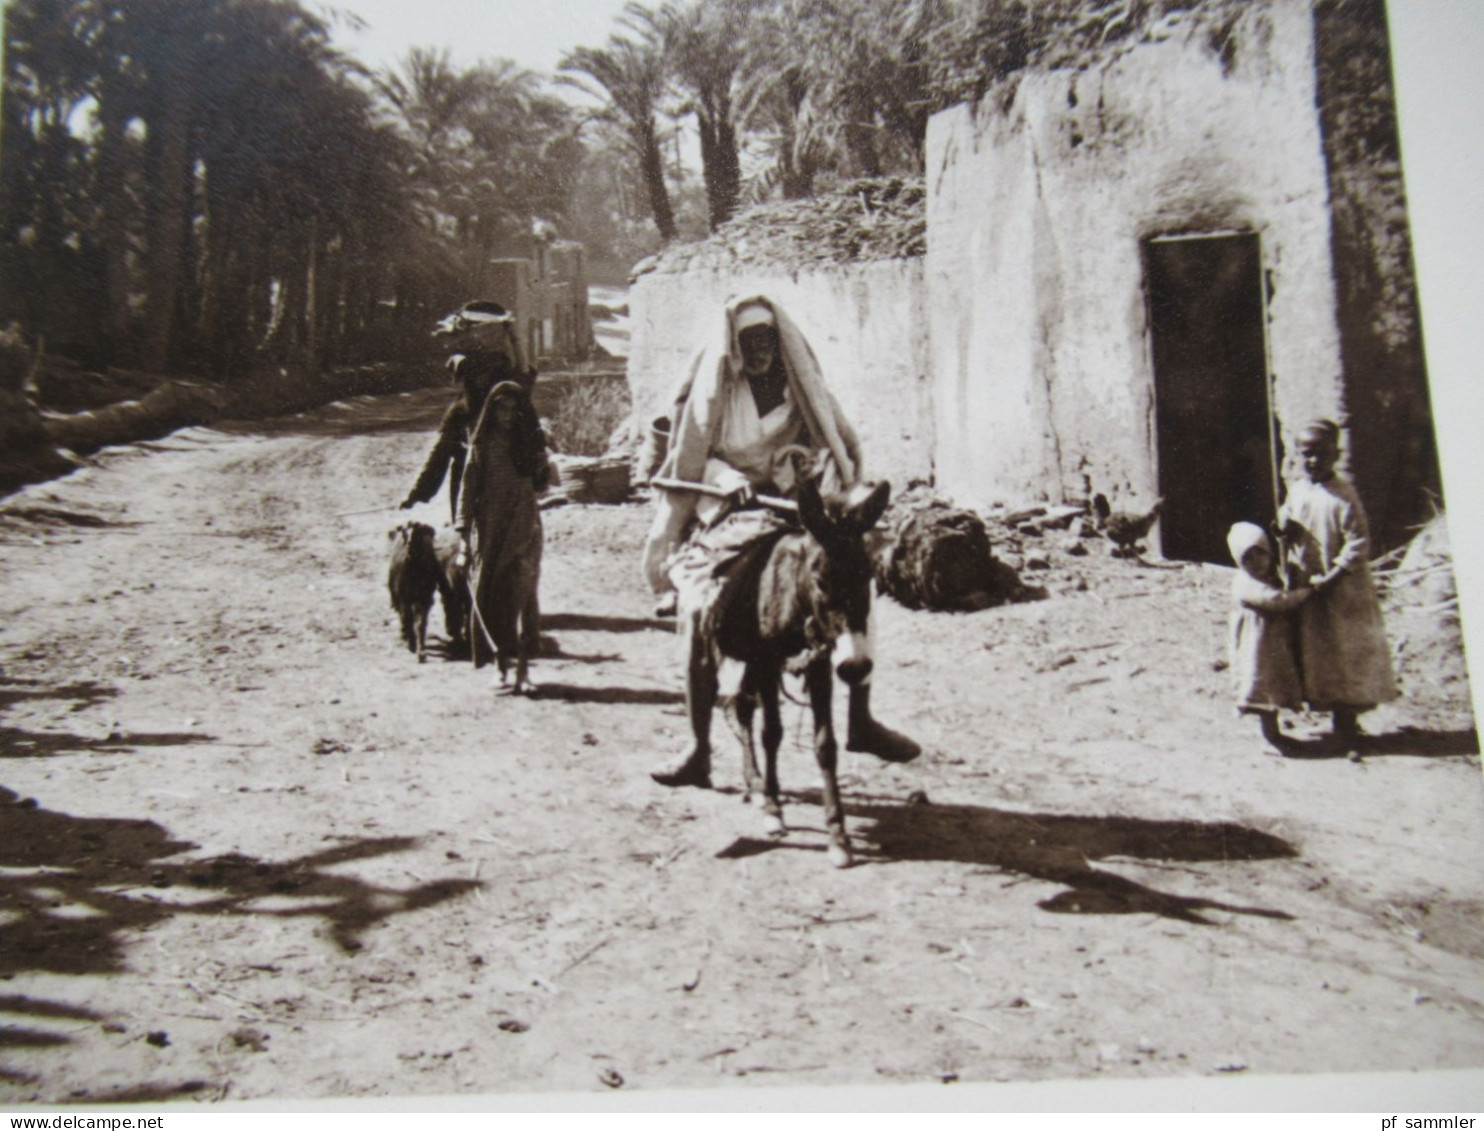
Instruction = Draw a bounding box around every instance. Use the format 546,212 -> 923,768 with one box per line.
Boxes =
478,235 -> 592,366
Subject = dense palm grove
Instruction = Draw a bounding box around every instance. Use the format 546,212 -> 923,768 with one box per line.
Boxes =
0,0 -> 1210,381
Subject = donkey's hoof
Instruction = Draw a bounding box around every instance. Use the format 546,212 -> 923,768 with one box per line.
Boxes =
827,841 -> 853,869
763,812 -> 786,838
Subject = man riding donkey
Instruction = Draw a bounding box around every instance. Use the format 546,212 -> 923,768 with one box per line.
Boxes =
401,301 -> 552,690
642,294 -> 919,787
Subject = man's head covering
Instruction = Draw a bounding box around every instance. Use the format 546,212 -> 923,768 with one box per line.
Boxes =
1227,521 -> 1270,566
489,380 -> 524,404
433,300 -> 514,338
734,302 -> 776,335
1299,418 -> 1341,448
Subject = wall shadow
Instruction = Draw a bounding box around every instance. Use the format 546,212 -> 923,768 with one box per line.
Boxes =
720,791 -> 1297,926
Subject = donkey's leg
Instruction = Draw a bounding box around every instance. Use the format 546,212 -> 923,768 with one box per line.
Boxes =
651,611 -> 715,789
806,656 -> 851,868
733,665 -> 764,804
759,666 -> 786,837
415,603 -> 430,664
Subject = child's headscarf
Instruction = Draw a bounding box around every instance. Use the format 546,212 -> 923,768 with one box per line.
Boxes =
1227,521 -> 1269,566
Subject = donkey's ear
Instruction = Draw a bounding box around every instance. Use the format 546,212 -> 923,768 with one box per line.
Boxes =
796,477 -> 828,538
852,480 -> 891,532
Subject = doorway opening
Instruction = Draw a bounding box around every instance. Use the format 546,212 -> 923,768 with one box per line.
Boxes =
1144,231 -> 1277,564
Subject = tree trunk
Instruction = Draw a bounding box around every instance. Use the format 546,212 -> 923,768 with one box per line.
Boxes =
696,86 -> 741,230
140,68 -> 195,372
94,97 -> 136,358
638,120 -> 678,242
301,215 -> 320,374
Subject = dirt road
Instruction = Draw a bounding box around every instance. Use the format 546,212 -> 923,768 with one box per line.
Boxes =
2,388 -> 1482,1106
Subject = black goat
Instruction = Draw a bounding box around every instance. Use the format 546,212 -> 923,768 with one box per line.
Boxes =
387,521 -> 439,662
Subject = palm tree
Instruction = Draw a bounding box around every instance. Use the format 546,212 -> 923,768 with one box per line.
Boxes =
379,49 -> 583,303
734,0 -> 832,199
633,0 -> 746,230
560,32 -> 678,242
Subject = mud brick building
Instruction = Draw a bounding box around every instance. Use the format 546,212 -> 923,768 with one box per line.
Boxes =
479,234 -> 593,366
628,0 -> 1432,561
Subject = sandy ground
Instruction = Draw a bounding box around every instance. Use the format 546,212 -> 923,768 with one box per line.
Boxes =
1,386 -> 1482,1108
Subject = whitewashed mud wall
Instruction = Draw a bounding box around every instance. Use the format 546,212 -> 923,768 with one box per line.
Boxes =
925,0 -> 1344,508
626,260 -> 932,490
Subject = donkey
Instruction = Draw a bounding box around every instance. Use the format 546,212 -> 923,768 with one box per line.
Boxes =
708,478 -> 891,869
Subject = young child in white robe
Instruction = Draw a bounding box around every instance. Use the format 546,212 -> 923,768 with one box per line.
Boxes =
1228,522 -> 1313,756
1279,419 -> 1399,760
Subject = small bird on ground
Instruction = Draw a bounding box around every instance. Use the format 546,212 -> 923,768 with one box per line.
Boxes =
1092,493 -> 1164,558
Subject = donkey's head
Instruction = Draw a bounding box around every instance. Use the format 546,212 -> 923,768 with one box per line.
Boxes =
796,478 -> 891,685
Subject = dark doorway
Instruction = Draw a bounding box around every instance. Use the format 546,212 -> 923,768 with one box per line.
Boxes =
1145,232 -> 1276,564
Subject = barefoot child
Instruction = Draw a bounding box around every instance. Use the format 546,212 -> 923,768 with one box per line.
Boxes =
1279,419 -> 1399,759
1228,522 -> 1313,755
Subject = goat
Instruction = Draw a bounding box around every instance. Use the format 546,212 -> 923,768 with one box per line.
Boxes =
432,525 -> 470,656
387,521 -> 439,662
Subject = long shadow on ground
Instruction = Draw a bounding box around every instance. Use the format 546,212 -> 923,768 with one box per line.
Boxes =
0,786 -> 478,1062
531,682 -> 682,705
0,678 -> 203,760
0,786 -> 478,977
541,612 -> 676,635
1270,726 -> 1478,761
720,791 -> 1296,926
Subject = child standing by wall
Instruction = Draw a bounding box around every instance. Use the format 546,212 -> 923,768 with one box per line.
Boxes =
1279,419 -> 1399,760
1228,522 -> 1313,756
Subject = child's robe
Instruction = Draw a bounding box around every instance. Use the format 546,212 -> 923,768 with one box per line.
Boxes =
1230,572 -> 1308,712
1280,475 -> 1399,709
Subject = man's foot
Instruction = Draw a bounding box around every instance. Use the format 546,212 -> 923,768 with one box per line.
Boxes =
1332,715 -> 1364,762
653,592 -> 679,619
650,751 -> 712,789
846,720 -> 921,763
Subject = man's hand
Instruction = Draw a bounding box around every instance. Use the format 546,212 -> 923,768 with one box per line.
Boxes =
726,483 -> 756,509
